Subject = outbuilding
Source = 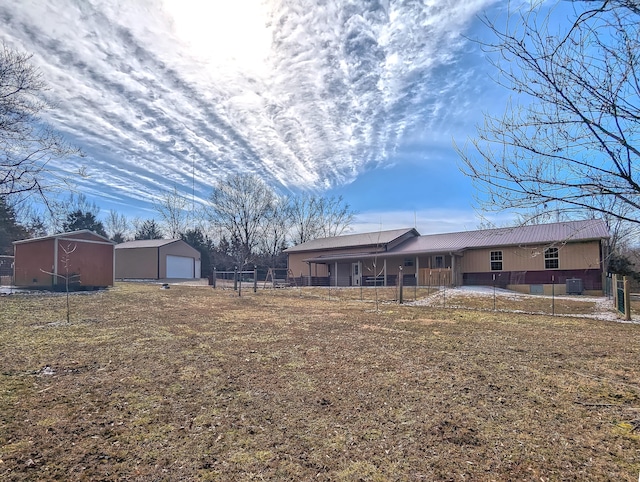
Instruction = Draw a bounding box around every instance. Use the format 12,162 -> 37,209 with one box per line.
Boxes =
115,239 -> 201,280
13,230 -> 115,289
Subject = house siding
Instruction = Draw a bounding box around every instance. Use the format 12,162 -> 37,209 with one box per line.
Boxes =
288,245 -> 387,279
459,241 -> 602,273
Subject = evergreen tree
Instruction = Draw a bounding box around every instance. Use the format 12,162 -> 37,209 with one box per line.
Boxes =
62,210 -> 107,237
181,228 -> 214,277
134,219 -> 163,240
0,197 -> 29,254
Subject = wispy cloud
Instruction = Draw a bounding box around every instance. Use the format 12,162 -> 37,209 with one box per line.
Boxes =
0,0 -> 496,206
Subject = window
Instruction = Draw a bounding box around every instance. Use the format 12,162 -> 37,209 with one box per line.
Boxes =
545,247 -> 559,269
404,258 -> 414,267
490,251 -> 503,271
434,256 -> 444,268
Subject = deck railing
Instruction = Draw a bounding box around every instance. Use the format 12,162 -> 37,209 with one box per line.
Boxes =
418,268 -> 453,287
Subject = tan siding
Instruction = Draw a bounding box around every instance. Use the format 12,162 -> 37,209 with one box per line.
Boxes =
159,242 -> 200,259
158,243 -> 200,279
115,247 -> 159,279
460,241 -> 601,273
287,245 -> 385,278
288,253 -> 327,278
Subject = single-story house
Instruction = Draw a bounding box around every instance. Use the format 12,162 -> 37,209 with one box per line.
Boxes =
115,239 -> 201,280
285,219 -> 610,295
13,230 -> 115,289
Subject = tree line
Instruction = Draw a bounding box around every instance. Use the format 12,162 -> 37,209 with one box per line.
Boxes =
0,175 -> 355,277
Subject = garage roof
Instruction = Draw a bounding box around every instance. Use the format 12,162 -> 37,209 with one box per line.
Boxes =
115,239 -> 182,249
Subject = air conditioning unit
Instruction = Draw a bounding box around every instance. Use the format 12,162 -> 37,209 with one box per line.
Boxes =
566,278 -> 583,295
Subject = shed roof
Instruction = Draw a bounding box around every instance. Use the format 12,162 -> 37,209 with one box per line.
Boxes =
284,228 -> 418,253
13,230 -> 114,245
115,239 -> 182,249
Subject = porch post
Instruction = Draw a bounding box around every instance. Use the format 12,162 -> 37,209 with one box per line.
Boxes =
335,261 -> 338,287
451,254 -> 456,287
307,262 -> 312,287
383,258 -> 387,286
415,256 -> 419,286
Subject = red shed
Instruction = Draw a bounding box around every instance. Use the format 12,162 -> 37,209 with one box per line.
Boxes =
13,230 -> 115,289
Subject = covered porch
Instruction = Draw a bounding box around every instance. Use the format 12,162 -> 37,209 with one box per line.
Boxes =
300,252 -> 459,288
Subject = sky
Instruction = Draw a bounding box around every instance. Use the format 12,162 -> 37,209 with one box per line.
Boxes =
0,0 -> 532,235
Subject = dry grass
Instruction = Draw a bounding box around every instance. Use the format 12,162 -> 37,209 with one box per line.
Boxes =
1,283 -> 639,481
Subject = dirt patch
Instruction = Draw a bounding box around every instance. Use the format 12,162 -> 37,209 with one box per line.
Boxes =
0,283 -> 639,480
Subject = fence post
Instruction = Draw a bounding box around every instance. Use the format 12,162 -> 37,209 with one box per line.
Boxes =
624,276 -> 631,321
254,266 -> 257,293
212,268 -> 217,288
493,274 -> 496,311
551,275 -> 555,316
234,267 -> 238,291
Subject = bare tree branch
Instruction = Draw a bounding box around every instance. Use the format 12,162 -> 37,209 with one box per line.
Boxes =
0,44 -> 81,201
458,0 -> 640,225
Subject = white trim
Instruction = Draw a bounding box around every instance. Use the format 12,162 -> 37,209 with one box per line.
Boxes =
57,237 -> 114,246
54,238 -> 59,279
12,229 -> 113,245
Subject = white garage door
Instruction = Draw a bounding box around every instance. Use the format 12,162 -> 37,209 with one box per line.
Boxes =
166,255 -> 194,278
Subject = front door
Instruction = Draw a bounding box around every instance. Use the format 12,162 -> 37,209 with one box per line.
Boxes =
352,262 -> 361,286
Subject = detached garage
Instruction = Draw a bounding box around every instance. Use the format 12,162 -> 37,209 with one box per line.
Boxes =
115,239 -> 201,280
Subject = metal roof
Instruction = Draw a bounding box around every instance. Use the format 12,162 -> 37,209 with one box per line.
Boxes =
284,228 -> 418,253
393,219 -> 610,255
13,230 -> 114,245
115,239 -> 182,249
302,219 -> 609,263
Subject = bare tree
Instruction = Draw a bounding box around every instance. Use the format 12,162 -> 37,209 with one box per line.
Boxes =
289,194 -> 355,244
207,174 -> 275,266
316,195 -> 355,238
154,186 -> 190,238
41,242 -> 79,322
457,0 -> 640,225
288,194 -> 321,245
105,210 -> 129,243
0,44 -> 81,201
259,195 -> 290,266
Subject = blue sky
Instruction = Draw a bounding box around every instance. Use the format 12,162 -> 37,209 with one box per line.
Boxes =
1,0 -> 540,235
